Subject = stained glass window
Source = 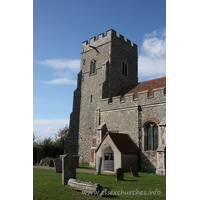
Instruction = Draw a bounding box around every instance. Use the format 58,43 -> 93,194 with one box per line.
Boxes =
153,125 -> 158,150
146,123 -> 159,150
147,125 -> 152,150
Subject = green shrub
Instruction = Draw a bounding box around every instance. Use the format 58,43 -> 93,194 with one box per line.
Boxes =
40,157 -> 55,166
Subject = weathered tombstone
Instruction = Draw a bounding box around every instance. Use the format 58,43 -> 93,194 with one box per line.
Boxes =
62,154 -> 76,185
59,155 -> 65,158
53,158 -> 62,173
49,159 -> 54,167
130,166 -> 139,177
116,168 -> 124,180
96,157 -> 102,175
73,155 -> 80,168
37,150 -> 45,163
67,178 -> 103,195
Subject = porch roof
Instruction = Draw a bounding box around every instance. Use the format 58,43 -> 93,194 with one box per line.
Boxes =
96,132 -> 139,154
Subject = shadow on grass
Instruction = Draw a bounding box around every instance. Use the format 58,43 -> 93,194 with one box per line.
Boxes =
95,174 -> 115,177
78,166 -> 95,169
102,195 -> 118,198
103,186 -> 114,189
121,179 -> 139,182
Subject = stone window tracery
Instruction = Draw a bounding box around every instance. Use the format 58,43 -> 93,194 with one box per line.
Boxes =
145,122 -> 158,150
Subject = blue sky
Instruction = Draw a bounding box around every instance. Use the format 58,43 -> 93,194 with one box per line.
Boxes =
33,0 -> 166,141
1,1 -> 200,198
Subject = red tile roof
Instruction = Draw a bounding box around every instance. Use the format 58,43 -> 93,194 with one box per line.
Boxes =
96,132 -> 139,154
118,77 -> 166,100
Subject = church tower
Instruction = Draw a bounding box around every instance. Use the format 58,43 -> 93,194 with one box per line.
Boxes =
65,29 -> 138,162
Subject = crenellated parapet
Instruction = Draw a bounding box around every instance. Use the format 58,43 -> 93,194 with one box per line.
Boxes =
81,29 -> 137,54
100,87 -> 166,111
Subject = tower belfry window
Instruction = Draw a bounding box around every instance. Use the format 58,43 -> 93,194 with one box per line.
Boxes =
90,60 -> 96,74
122,61 -> 128,76
90,95 -> 92,103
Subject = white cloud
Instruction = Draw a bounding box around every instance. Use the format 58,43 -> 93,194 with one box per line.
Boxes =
142,38 -> 166,58
33,119 -> 69,140
34,126 -> 59,134
36,59 -> 80,72
33,126 -> 61,141
33,119 -> 69,126
33,99 -> 41,101
42,77 -> 77,85
138,29 -> 166,80
35,58 -> 80,85
138,56 -> 166,79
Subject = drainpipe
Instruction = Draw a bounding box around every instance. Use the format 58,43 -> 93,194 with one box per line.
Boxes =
137,105 -> 142,170
95,151 -> 97,169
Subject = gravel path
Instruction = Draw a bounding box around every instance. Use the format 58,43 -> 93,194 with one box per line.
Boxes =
33,165 -> 114,174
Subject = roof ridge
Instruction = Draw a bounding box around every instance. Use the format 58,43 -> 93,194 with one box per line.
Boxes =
118,76 -> 166,98
108,132 -> 127,134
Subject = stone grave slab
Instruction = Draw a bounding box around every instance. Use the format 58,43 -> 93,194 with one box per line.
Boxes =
116,168 -> 124,180
62,154 -> 76,185
130,166 -> 139,177
96,157 -> 102,175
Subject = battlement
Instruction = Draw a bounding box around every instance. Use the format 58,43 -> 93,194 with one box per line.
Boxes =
81,29 -> 137,53
100,87 -> 166,111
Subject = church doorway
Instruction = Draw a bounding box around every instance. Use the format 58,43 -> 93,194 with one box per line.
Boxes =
103,146 -> 114,172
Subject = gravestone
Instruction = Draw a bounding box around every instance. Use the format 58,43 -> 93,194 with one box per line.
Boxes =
68,178 -> 103,195
59,155 -> 65,158
49,159 -> 54,167
62,154 -> 76,185
96,157 -> 102,175
37,150 -> 45,163
73,155 -> 80,168
53,158 -> 62,173
116,168 -> 124,180
130,166 -> 139,177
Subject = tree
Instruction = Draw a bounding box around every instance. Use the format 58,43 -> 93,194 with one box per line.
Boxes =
33,126 -> 69,159
33,132 -> 36,142
42,136 -> 54,148
54,125 -> 69,148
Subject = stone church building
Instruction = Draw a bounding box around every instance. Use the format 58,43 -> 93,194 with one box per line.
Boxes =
64,29 -> 166,175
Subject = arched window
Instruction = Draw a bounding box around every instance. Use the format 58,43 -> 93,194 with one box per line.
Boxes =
145,122 -> 158,150
90,60 -> 96,74
122,61 -> 128,76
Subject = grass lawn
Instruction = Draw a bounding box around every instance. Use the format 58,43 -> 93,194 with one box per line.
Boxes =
78,162 -> 94,169
33,169 -> 166,200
